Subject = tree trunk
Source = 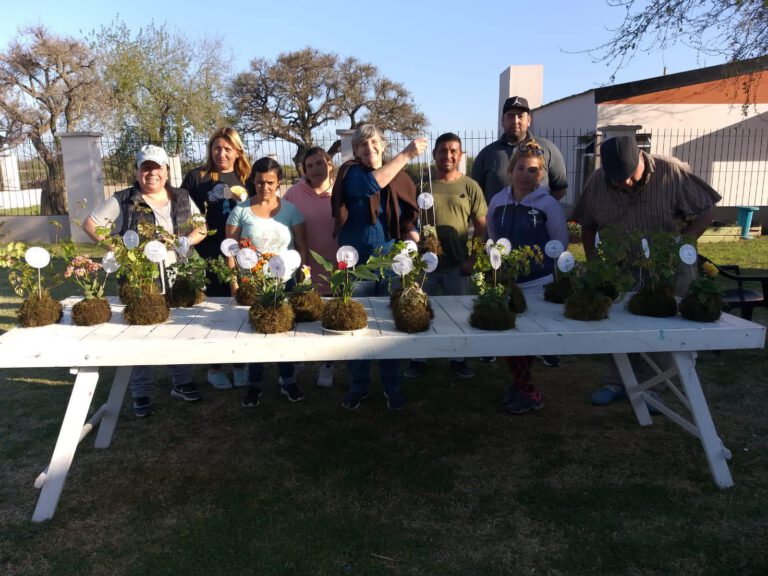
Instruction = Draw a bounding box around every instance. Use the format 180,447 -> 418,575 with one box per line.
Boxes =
292,144 -> 307,175
31,136 -> 67,216
327,139 -> 342,158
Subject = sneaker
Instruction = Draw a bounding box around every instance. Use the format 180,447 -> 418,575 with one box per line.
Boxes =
280,383 -> 306,402
403,360 -> 425,379
450,360 -> 474,379
342,391 -> 368,410
232,367 -> 249,388
207,369 -> 232,390
316,362 -> 334,388
502,386 -> 543,414
171,383 -> 201,402
133,397 -> 154,418
591,384 -> 627,406
481,356 -> 496,363
538,355 -> 561,368
384,389 -> 405,410
242,386 -> 262,408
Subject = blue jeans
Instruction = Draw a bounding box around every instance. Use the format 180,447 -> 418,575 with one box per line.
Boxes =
248,362 -> 296,387
347,275 -> 401,395
130,365 -> 195,399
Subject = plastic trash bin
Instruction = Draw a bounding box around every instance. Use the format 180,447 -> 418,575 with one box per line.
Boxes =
736,206 -> 759,239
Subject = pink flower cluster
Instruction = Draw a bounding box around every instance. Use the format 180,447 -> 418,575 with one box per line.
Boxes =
65,256 -> 102,279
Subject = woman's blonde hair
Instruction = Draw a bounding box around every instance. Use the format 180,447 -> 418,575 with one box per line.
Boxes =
203,127 -> 251,183
351,124 -> 387,160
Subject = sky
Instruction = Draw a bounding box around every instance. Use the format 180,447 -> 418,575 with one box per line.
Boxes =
0,0 -> 726,134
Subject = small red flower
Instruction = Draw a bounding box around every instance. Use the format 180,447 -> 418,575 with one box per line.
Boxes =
241,277 -> 250,284
338,262 -> 348,270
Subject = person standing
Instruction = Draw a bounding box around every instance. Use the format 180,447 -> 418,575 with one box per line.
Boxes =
403,132 -> 487,380
486,141 -> 569,414
183,127 -> 252,390
571,135 -> 721,406
331,123 -> 427,410
472,96 -> 569,204
226,157 -> 308,408
84,145 -> 208,418
284,146 -> 337,387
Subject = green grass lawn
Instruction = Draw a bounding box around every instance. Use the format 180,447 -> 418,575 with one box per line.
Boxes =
0,238 -> 767,575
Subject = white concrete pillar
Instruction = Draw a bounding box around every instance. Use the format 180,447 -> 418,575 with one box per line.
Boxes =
336,129 -> 355,163
498,65 -> 544,134
59,132 -> 104,243
168,154 -> 183,188
1,151 -> 22,192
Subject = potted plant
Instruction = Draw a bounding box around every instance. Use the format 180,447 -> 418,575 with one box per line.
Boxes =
563,257 -> 620,321
627,231 -> 680,318
311,246 -> 379,333
209,238 -> 273,306
2,242 -> 64,327
248,253 -> 299,334
368,240 -> 439,333
288,264 -> 324,322
100,220 -> 171,325
679,253 -> 722,322
66,255 -> 112,326
166,247 -> 208,308
467,238 -> 541,330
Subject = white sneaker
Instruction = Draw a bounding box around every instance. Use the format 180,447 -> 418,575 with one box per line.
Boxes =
207,369 -> 233,390
232,367 -> 249,388
316,362 -> 334,388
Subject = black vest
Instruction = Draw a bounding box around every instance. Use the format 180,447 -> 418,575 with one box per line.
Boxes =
113,184 -> 193,237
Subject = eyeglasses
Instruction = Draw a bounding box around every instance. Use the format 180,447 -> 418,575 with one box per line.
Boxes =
516,144 -> 544,157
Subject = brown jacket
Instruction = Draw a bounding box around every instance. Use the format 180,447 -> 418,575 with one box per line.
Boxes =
331,159 -> 419,240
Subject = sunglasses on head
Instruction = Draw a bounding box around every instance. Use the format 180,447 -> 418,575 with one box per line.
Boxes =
517,144 -> 544,156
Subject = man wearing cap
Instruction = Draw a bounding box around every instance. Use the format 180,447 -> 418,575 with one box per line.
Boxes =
572,135 -> 721,406
472,96 -> 569,205
84,144 -> 208,418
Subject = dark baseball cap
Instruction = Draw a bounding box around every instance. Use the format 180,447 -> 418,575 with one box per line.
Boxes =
600,136 -> 640,181
502,96 -> 530,114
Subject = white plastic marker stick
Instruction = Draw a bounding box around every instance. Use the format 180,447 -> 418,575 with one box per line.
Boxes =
594,230 -> 600,249
220,238 -> 239,257
422,252 -> 438,273
391,253 -> 414,277
123,230 -> 140,249
336,246 -> 359,267
25,247 -> 51,296
176,236 -> 192,259
679,244 -> 698,265
280,250 -> 302,277
236,248 -> 258,270
267,255 -> 286,280
144,240 -> 168,295
557,251 -> 575,273
402,239 -> 418,254
101,251 -> 119,293
641,238 -> 650,259
544,239 -> 565,260
496,238 -> 512,256
489,247 -> 502,270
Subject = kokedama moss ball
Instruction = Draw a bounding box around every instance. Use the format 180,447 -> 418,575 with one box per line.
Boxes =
470,302 -> 516,331
289,291 -> 324,322
628,284 -> 677,318
235,282 -> 258,306
124,291 -> 169,325
679,293 -> 721,322
392,288 -> 431,333
508,283 -> 527,314
543,276 -> 573,304
249,302 -> 294,334
17,291 -> 63,327
166,278 -> 205,308
563,292 -> 613,321
72,298 -> 112,326
322,299 -> 368,331
119,284 -> 140,304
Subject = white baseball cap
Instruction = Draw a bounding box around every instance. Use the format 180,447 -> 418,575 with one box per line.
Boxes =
136,144 -> 169,169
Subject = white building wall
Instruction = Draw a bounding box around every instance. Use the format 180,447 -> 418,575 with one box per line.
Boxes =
532,91 -> 597,133
597,103 -> 768,207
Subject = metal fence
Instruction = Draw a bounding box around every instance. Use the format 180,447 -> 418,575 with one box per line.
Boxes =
2,129 -> 767,215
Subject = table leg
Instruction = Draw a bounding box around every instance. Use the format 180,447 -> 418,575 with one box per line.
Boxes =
32,367 -> 99,523
612,353 -> 652,426
94,366 -> 131,449
670,352 -> 733,489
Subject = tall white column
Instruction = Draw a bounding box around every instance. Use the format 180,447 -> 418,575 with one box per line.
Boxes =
0,151 -> 22,192
336,129 -> 355,163
59,132 -> 104,243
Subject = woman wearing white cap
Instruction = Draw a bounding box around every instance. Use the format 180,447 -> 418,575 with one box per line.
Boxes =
84,144 -> 208,418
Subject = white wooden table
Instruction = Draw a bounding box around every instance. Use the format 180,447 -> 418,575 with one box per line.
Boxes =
0,295 -> 764,522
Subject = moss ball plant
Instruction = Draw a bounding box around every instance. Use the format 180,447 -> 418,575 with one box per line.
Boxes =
234,281 -> 258,306
391,285 -> 432,333
72,298 -> 112,326
563,292 -> 613,321
249,301 -> 295,334
123,288 -> 170,325
17,290 -> 63,327
543,275 -> 573,304
322,298 -> 368,331
289,291 -> 324,322
166,277 -> 205,308
470,300 -> 516,330
679,292 -> 721,322
628,283 -> 677,318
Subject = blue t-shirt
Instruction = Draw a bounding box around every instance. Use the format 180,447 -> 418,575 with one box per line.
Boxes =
226,199 -> 304,253
338,165 -> 393,262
